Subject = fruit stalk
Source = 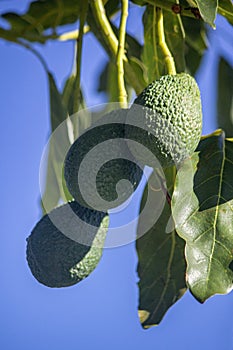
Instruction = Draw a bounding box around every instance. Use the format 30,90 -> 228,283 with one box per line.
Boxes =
157,7 -> 176,75
116,0 -> 128,107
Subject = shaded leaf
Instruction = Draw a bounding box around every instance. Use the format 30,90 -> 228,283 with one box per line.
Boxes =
62,73 -> 90,140
163,9 -> 185,73
195,0 -> 218,27
136,171 -> 186,327
183,16 -> 207,75
27,201 -> 109,287
172,130 -> 233,303
1,0 -> 81,43
218,0 -> 233,25
217,58 -> 233,137
41,73 -> 71,213
128,57 -> 148,90
105,0 -> 120,14
130,0 -> 147,5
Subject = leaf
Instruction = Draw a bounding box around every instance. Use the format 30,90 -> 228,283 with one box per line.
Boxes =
141,6 -> 185,82
62,73 -> 90,139
195,0 -> 218,27
163,10 -> 185,73
217,58 -> 233,137
130,0 -> 147,5
136,171 -> 186,327
218,0 -> 233,25
141,5 -> 163,83
172,130 -> 233,303
182,16 -> 207,75
41,73 -> 72,213
0,0 -> 81,43
27,201 -> 109,287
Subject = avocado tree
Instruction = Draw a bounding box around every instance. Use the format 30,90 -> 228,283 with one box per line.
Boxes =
1,0 -> 233,328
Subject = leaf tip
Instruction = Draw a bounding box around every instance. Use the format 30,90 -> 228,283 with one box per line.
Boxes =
138,310 -> 150,325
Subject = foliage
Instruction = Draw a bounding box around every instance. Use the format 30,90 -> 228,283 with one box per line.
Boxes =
1,0 -> 233,328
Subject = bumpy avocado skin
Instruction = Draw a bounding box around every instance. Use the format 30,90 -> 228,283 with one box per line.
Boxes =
26,201 -> 109,288
64,109 -> 142,211
126,73 -> 202,168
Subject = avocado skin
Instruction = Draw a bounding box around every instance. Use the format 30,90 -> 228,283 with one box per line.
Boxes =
126,73 -> 202,168
64,109 -> 142,211
26,201 -> 108,288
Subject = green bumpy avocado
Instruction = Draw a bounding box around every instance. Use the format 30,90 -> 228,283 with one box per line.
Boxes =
126,73 -> 202,168
64,109 -> 142,211
26,201 -> 109,288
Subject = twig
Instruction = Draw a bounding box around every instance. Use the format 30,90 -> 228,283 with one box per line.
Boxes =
157,7 -> 176,75
90,0 -> 144,94
116,0 -> 128,107
145,0 -> 202,19
90,0 -> 118,56
58,26 -> 90,41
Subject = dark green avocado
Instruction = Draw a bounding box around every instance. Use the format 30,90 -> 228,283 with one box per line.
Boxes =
26,201 -> 109,287
64,109 -> 143,211
126,73 -> 202,168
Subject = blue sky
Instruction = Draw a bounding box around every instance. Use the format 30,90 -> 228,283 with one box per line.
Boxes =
1,1 -> 233,349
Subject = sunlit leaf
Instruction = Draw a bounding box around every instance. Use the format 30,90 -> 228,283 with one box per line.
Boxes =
217,58 -> 233,137
195,0 -> 218,27
172,130 -> 233,303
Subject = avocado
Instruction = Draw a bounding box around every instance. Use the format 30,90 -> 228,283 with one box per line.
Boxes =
126,73 -> 202,168
64,109 -> 143,211
26,201 -> 109,287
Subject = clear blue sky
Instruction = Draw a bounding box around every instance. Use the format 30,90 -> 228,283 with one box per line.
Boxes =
1,1 -> 233,350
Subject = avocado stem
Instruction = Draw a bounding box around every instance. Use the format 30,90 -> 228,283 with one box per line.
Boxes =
116,0 -> 128,108
157,7 -> 176,75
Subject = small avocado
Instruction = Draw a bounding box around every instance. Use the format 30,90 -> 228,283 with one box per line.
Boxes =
126,73 -> 202,168
64,109 -> 142,211
26,201 -> 109,288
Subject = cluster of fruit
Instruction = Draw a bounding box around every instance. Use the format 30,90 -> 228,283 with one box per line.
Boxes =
26,73 -> 202,288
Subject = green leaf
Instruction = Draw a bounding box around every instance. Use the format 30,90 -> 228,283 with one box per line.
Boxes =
141,5 -> 163,83
1,0 -> 81,43
218,0 -> 233,25
195,0 -> 218,27
130,0 -> 147,5
163,10 -> 185,73
62,73 -> 90,139
172,129 -> 233,303
217,58 -> 233,137
141,6 -> 185,82
136,171 -> 186,327
182,16 -> 207,75
41,73 -> 73,213
27,201 -> 109,287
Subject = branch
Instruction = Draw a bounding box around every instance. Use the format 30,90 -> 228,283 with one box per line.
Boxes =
157,8 -> 176,75
90,0 -> 118,56
89,0 -> 144,94
116,0 -> 128,107
145,0 -> 202,19
58,26 -> 90,41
